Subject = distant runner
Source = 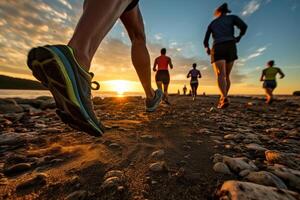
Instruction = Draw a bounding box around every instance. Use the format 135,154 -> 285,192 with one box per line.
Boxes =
260,60 -> 285,104
187,63 -> 202,100
204,3 -> 247,108
153,48 -> 173,105
27,0 -> 163,137
183,85 -> 187,95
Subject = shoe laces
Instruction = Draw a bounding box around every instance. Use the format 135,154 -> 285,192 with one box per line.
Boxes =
89,72 -> 100,90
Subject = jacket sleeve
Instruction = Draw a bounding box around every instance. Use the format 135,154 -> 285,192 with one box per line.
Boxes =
203,24 -> 212,48
233,15 -> 248,37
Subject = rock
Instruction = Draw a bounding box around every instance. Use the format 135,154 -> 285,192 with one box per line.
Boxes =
35,123 -> 47,128
65,190 -> 88,200
151,150 -> 165,159
239,169 -> 251,177
215,181 -> 300,200
246,143 -> 268,151
0,99 -> 23,114
224,134 -> 235,140
293,91 -> 300,96
149,161 -> 168,172
109,143 -> 121,149
245,171 -> 287,189
40,99 -> 56,110
140,135 -> 154,141
4,163 -> 31,176
265,150 -> 300,169
101,176 -> 122,189
16,173 -> 48,191
212,154 -> 223,164
104,170 -> 125,181
213,162 -> 232,175
223,156 -> 258,173
268,165 -> 300,191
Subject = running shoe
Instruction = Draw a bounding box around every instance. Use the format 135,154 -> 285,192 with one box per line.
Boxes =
217,97 -> 229,109
27,45 -> 104,136
146,89 -> 163,112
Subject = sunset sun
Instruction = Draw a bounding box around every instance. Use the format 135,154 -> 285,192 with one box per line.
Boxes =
106,80 -> 133,95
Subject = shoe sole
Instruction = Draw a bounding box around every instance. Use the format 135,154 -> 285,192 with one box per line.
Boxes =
27,46 -> 104,136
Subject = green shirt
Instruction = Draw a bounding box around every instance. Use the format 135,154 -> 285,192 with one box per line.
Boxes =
263,67 -> 281,81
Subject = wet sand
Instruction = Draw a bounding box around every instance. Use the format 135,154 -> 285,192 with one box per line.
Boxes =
0,95 -> 299,200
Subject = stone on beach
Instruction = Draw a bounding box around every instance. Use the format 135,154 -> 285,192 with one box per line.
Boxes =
216,181 -> 300,200
64,190 -> 88,200
149,161 -> 168,172
3,163 -> 32,176
213,162 -> 232,175
151,150 -> 165,159
0,99 -> 23,114
223,156 -> 258,173
16,173 -> 48,191
245,171 -> 287,189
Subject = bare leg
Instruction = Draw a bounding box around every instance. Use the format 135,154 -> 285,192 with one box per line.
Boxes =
213,60 -> 227,99
265,88 -> 273,103
163,83 -> 169,100
225,61 -> 234,95
156,81 -> 163,91
120,6 -> 154,99
68,0 -> 132,70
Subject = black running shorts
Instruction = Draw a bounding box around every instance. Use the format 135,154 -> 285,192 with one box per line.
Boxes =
155,70 -> 170,85
125,0 -> 139,12
211,40 -> 238,64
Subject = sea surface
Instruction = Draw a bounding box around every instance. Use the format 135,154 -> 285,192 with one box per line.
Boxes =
0,89 -> 144,99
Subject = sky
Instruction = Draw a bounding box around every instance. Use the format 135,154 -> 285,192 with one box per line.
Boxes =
0,0 -> 299,95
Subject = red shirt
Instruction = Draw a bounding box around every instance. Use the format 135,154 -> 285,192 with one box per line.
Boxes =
155,55 -> 171,71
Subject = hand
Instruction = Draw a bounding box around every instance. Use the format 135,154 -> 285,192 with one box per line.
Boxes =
235,36 -> 241,43
205,47 -> 211,55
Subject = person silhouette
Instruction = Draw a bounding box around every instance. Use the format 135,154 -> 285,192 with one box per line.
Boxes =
187,63 -> 202,101
153,48 -> 173,105
204,3 -> 247,108
260,60 -> 285,104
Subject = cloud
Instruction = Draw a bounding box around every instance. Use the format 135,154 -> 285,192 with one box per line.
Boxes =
242,0 -> 261,16
240,46 -> 268,63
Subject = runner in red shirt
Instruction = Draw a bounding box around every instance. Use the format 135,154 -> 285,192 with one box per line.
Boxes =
153,48 -> 173,104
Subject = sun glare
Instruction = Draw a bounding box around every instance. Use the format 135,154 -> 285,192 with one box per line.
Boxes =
108,80 -> 132,95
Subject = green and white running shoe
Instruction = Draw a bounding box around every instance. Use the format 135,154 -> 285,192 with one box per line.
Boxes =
27,45 -> 104,136
146,89 -> 163,112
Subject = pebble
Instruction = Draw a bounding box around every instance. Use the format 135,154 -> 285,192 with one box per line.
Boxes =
109,143 -> 121,149
245,171 -> 287,189
4,163 -> 32,176
151,150 -> 165,158
16,173 -> 48,191
245,143 -> 268,151
216,181 -> 300,200
223,156 -> 258,173
103,170 -> 125,181
213,162 -> 232,175
101,176 -> 122,189
64,190 -> 88,200
149,161 -> 167,172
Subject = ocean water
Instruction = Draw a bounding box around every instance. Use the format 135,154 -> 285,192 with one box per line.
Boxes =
0,89 -> 144,99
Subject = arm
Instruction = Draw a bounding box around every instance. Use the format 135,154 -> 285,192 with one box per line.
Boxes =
198,70 -> 202,78
187,71 -> 191,78
278,68 -> 285,79
260,71 -> 265,82
169,58 -> 173,69
153,58 -> 157,72
233,16 -> 248,43
203,25 -> 212,55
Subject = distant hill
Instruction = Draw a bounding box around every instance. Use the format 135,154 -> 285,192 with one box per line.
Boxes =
0,75 -> 46,90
